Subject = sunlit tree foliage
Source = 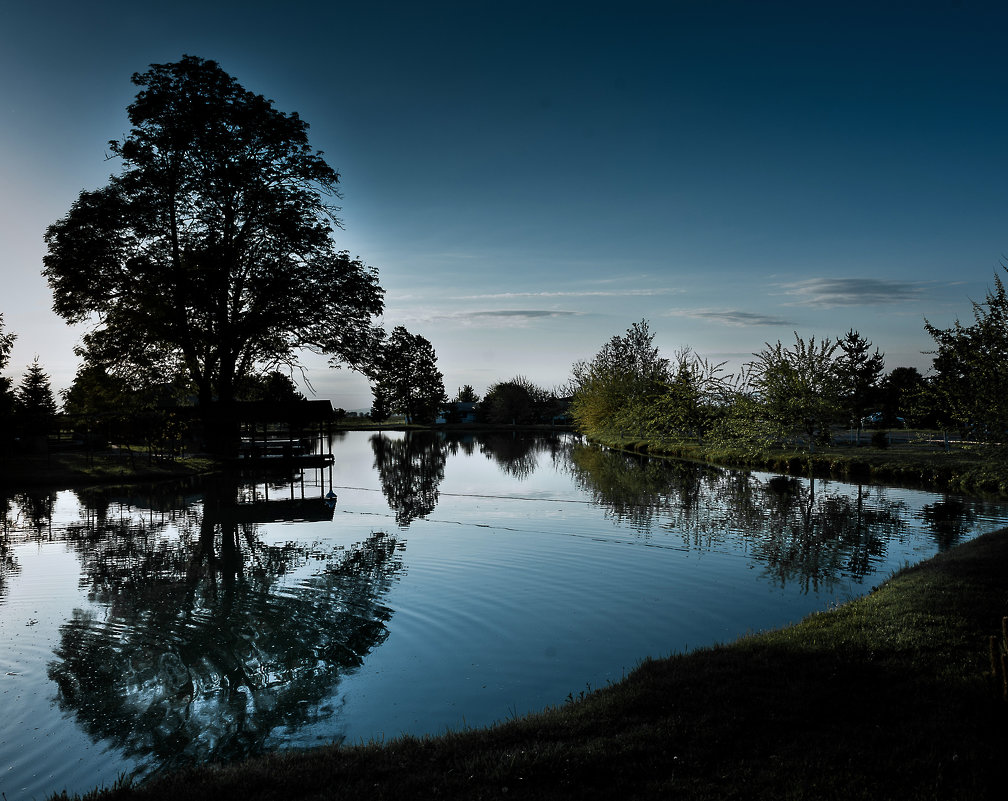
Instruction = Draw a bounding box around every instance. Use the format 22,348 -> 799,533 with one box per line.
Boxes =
748,333 -> 840,451
569,320 -> 670,434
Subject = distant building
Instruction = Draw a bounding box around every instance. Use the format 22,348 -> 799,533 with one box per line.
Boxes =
436,401 -> 478,425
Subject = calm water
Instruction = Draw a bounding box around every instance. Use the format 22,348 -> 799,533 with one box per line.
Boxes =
2,430 -> 1007,799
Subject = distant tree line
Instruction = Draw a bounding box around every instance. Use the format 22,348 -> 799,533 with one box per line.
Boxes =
568,264 -> 1008,452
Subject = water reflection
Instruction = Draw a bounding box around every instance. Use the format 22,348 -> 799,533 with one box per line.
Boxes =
475,431 -> 565,480
371,432 -> 448,525
565,443 -> 911,591
0,494 -> 16,601
917,498 -> 976,551
368,431 -> 568,524
43,479 -> 403,779
3,433 -> 1008,800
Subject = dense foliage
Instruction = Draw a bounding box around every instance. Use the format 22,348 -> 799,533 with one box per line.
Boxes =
570,322 -> 905,453
369,326 -> 445,424
750,333 -> 841,450
480,375 -> 555,425
13,357 -> 57,434
42,56 -> 384,408
569,320 -> 670,434
925,263 -> 1008,442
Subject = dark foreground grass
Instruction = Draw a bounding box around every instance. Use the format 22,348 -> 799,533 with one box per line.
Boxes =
58,529 -> 1008,801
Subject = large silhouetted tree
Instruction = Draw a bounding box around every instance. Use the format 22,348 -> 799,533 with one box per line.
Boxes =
43,56 -> 384,412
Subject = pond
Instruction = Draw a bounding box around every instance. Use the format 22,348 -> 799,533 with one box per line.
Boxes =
2,430 -> 1007,799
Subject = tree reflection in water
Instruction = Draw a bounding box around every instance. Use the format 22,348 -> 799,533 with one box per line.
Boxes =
46,480 -> 403,780
566,443 -> 911,592
475,431 -> 565,480
369,431 -> 568,526
370,432 -> 448,525
917,497 -> 977,551
0,493 -> 16,602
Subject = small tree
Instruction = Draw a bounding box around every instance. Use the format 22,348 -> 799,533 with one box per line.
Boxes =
834,329 -> 885,433
455,384 -> 480,403
480,376 -> 550,425
371,327 -> 445,424
750,333 -> 840,451
647,347 -> 730,444
569,320 -> 670,436
15,357 -> 58,435
879,366 -> 925,427
925,264 -> 1008,442
370,384 -> 391,423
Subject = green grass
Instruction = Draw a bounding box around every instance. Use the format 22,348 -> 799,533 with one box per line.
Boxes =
54,528 -> 1008,801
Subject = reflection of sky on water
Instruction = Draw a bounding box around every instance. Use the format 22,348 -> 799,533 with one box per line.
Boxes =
2,431 -> 1008,799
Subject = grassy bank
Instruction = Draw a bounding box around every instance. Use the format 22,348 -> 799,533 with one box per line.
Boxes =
0,449 -> 217,488
58,527 -> 1008,801
586,433 -> 1008,496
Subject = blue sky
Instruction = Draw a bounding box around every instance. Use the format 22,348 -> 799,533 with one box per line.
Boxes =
2,0 -> 1007,409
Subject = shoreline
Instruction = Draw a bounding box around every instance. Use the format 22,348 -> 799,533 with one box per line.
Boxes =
3,425 -> 1008,500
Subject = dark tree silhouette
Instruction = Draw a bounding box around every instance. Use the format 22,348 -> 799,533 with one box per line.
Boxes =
14,356 -> 57,434
370,326 -> 445,424
455,384 -> 480,403
879,366 -> 924,426
479,376 -> 551,425
834,329 -> 885,431
236,370 -> 306,403
43,56 -> 384,410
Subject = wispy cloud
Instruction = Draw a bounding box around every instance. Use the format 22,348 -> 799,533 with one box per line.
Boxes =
778,278 -> 924,307
668,308 -> 792,327
451,288 -> 681,300
387,308 -> 582,327
460,310 -> 581,319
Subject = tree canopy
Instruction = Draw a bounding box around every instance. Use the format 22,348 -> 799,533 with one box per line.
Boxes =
834,329 -> 885,429
370,326 -> 445,424
925,264 -> 1008,440
43,56 -> 384,408
14,356 -> 58,433
750,333 -> 840,450
569,320 -> 670,433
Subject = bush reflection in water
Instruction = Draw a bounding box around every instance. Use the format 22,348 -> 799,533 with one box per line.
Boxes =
41,480 -> 403,779
563,442 -> 987,591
